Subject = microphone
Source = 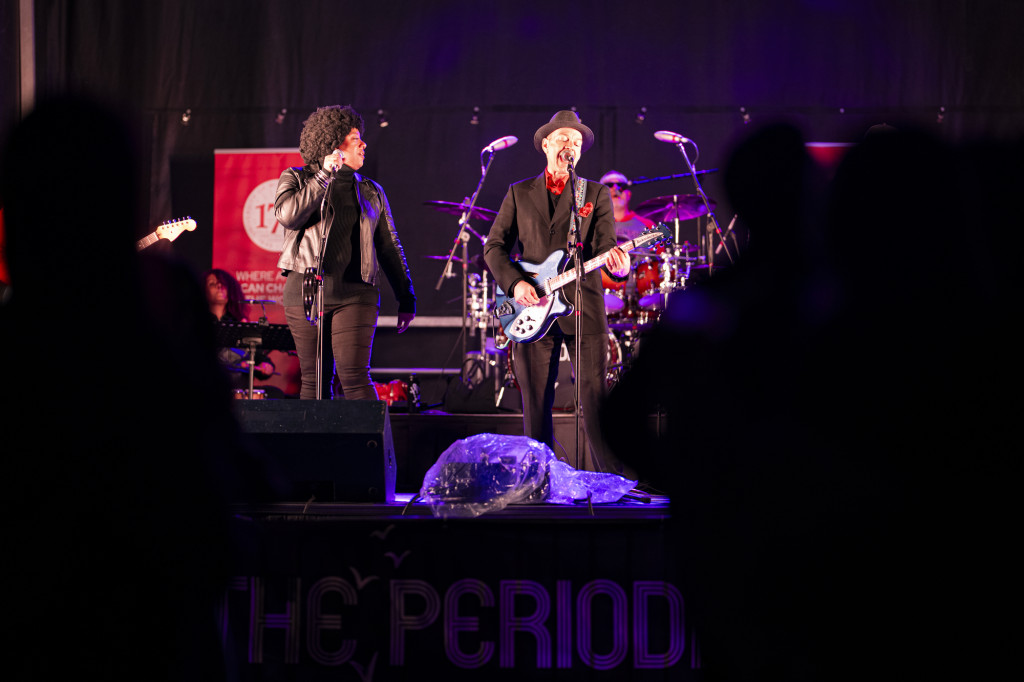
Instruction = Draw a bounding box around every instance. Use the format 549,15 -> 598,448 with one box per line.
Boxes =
654,130 -> 692,145
716,214 -> 738,254
558,149 -> 575,164
482,135 -> 518,153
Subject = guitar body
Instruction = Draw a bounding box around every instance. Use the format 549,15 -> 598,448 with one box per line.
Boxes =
492,223 -> 674,344
493,250 -> 572,344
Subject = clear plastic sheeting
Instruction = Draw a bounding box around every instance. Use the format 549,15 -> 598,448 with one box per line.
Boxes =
419,433 -> 638,518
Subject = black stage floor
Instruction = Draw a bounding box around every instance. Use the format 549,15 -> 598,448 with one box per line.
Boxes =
233,491 -> 671,521
226,493 -> 694,682
225,402 -> 692,680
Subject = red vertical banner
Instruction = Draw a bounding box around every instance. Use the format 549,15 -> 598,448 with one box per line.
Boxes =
213,148 -> 304,325
213,149 -> 305,397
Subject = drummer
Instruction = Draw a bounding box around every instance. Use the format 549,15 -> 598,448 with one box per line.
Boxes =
599,170 -> 654,309
600,170 -> 654,242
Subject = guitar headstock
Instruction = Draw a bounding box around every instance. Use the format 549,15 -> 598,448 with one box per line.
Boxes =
643,222 -> 674,246
154,217 -> 197,243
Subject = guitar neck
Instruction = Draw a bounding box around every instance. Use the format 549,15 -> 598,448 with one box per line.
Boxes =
136,232 -> 161,251
537,234 -> 652,296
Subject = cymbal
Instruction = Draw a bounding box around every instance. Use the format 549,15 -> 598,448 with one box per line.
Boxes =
633,245 -> 699,260
636,194 -> 714,221
424,253 -> 480,262
604,291 -> 626,312
424,200 -> 497,221
423,254 -> 483,265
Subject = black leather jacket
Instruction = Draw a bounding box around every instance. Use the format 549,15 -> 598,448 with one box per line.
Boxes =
274,165 -> 416,313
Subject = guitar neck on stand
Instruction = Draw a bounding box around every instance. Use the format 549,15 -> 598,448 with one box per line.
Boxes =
136,217 -> 196,251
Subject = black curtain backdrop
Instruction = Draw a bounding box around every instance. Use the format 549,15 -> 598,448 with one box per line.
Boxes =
12,0 -> 1024,316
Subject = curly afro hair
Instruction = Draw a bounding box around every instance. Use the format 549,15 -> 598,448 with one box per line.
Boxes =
298,105 -> 365,166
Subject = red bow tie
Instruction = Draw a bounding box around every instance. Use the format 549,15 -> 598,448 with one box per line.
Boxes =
545,172 -> 567,195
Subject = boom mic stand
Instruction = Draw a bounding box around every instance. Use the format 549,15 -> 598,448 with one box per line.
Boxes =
433,143 -> 503,388
656,131 -> 734,269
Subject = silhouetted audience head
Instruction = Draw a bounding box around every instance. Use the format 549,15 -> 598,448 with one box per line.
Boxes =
1,95 -> 145,304
1,94 -> 271,680
601,121 -> 1019,680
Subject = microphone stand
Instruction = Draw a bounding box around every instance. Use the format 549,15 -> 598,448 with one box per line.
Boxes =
565,155 -> 585,471
310,184 -> 334,400
669,140 -> 734,268
434,149 -> 495,387
716,214 -> 739,257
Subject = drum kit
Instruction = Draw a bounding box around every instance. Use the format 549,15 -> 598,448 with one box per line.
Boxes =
602,192 -> 726,359
423,187 -> 727,391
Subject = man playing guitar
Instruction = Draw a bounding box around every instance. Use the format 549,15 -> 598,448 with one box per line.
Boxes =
484,111 -> 630,474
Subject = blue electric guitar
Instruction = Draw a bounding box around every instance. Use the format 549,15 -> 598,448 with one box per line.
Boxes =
492,223 -> 673,343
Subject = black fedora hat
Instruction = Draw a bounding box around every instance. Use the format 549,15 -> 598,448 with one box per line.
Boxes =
533,110 -> 595,153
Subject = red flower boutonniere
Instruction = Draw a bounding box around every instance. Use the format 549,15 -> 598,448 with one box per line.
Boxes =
579,202 -> 594,218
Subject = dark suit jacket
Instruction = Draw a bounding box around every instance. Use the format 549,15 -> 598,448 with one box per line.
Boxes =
484,172 -> 619,335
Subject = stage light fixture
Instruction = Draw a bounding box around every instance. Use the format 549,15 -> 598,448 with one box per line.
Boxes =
470,106 -> 479,125
635,106 -> 647,124
275,108 -> 287,124
377,109 -> 389,128
181,108 -> 192,126
739,106 -> 750,124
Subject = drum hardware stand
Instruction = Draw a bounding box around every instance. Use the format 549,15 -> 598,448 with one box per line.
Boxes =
434,147 -> 500,390
241,299 -> 273,399
215,312 -> 295,400
654,248 -> 692,310
493,336 -> 520,410
240,331 -> 263,400
462,269 -> 495,389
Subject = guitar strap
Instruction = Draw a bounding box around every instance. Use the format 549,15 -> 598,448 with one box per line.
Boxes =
568,177 -> 587,252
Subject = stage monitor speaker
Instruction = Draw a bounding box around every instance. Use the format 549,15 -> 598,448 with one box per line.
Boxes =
234,400 -> 396,503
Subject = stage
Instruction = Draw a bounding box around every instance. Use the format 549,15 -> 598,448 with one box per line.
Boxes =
224,401 -> 696,680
